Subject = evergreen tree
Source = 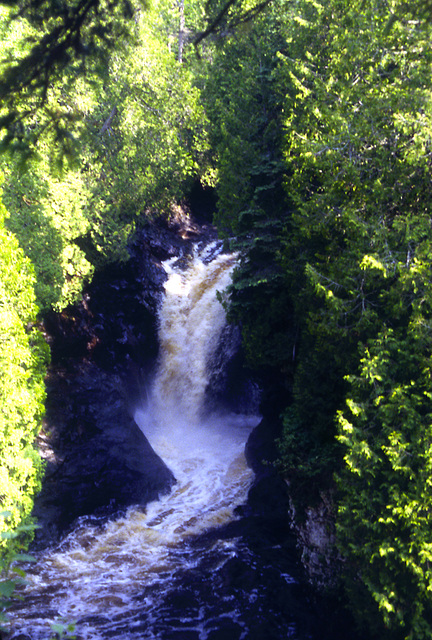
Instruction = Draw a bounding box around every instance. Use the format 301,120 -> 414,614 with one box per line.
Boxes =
202,0 -> 432,635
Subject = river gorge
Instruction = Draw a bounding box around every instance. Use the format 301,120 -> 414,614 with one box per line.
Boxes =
6,218 -> 353,640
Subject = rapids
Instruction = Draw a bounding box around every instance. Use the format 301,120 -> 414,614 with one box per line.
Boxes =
6,242 -> 321,640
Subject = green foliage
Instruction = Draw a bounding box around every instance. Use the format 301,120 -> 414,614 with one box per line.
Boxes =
202,0 -> 432,636
50,619 -> 77,639
272,0 -> 432,635
201,3 -> 296,427
194,0 -> 273,50
89,4 -> 209,224
0,0 -> 148,159
1,158 -> 94,311
337,326 -> 432,639
0,0 -> 210,310
203,3 -> 286,233
3,0 -> 432,636
227,212 -> 292,367
0,185 -> 48,561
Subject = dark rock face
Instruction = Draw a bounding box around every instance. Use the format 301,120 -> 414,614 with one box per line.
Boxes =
34,217 -> 215,547
245,417 -> 292,522
245,416 -> 342,591
33,366 -> 176,545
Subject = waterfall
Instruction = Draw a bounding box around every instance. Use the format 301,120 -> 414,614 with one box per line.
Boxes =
132,242 -> 260,547
4,238 -> 351,640
6,242 -> 267,640
143,243 -> 242,432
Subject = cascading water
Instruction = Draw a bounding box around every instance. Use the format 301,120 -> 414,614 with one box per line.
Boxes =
144,243 -> 244,431
6,242 -> 317,640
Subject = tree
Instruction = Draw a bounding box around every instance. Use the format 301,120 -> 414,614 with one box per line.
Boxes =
274,0 -> 432,635
202,0 -> 432,635
0,0 -> 147,158
0,0 -> 210,311
338,325 -> 432,639
0,179 -> 49,553
0,0 -> 272,161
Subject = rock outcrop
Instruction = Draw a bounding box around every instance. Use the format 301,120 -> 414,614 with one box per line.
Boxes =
287,489 -> 343,590
33,364 -> 176,546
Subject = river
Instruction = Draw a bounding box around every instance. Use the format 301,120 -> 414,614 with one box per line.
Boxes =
6,242 -> 330,640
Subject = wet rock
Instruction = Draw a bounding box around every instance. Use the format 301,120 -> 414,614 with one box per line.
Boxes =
32,365 -> 175,546
218,556 -> 258,592
245,417 -> 343,592
245,417 -> 292,524
287,489 -> 344,591
245,417 -> 281,475
163,589 -> 200,611
163,631 -> 200,640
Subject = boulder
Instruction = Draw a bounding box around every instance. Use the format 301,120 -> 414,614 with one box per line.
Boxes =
32,365 -> 175,546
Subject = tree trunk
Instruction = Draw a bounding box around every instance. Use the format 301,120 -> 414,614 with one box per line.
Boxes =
178,0 -> 185,63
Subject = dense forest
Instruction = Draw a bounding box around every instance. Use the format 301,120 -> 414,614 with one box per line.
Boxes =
1,0 -> 432,637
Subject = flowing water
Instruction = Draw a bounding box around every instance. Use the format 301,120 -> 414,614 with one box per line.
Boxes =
6,243 -> 318,640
